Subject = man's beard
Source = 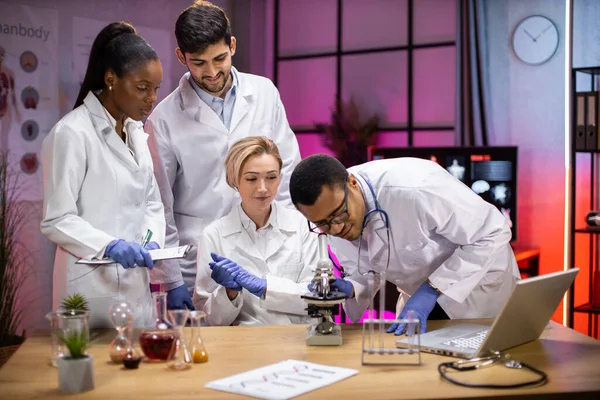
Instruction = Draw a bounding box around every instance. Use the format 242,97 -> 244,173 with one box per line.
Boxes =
196,71 -> 231,94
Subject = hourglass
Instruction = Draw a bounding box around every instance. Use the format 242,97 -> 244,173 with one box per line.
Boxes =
166,309 -> 192,370
108,301 -> 134,364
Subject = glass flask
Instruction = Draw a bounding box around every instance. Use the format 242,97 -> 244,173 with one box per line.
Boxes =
189,311 -> 209,363
108,301 -> 134,364
166,309 -> 192,370
46,311 -> 66,367
139,292 -> 178,362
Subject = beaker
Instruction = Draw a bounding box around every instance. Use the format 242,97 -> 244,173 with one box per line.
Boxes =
107,301 -> 134,364
188,311 -> 208,363
166,309 -> 192,370
46,311 -> 65,367
139,292 -> 178,362
58,310 -> 90,358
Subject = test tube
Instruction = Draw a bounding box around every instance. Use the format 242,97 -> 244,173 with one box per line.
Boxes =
367,271 -> 376,350
378,271 -> 386,349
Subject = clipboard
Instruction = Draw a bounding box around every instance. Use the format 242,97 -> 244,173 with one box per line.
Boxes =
76,245 -> 191,265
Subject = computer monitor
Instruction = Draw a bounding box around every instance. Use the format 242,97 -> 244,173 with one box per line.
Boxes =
368,146 -> 518,241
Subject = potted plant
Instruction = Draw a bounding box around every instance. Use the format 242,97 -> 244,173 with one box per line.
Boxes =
56,310 -> 94,393
46,293 -> 91,367
316,98 -> 380,168
0,153 -> 32,367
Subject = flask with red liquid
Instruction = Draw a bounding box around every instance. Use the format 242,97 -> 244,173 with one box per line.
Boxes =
139,292 -> 178,362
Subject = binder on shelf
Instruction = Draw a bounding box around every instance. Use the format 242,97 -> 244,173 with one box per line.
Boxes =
586,91 -> 598,151
576,92 -> 587,151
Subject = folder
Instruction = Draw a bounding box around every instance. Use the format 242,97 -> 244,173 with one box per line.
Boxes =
576,93 -> 587,151
586,91 -> 598,151
75,245 -> 191,265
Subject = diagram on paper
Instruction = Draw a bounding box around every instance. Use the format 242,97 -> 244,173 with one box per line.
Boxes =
205,359 -> 358,400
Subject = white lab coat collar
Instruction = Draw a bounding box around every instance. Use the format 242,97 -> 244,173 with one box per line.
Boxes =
352,172 -> 377,215
220,200 -> 297,238
83,91 -> 145,171
179,67 -> 257,112
239,201 -> 276,233
352,170 -> 389,270
83,91 -> 143,135
219,201 -> 298,262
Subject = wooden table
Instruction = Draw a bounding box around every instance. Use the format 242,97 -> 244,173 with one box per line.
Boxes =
1,320 -> 599,399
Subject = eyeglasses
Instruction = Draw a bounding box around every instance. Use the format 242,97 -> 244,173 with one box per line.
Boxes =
307,184 -> 349,233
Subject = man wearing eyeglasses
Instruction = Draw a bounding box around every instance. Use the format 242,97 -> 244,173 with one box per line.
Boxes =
289,154 -> 520,335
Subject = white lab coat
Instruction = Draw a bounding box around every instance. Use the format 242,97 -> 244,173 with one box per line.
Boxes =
193,201 -> 317,326
146,69 -> 301,291
40,92 -> 165,328
330,158 -> 520,323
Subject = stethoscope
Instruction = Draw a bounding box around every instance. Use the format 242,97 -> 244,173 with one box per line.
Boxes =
331,174 -> 391,278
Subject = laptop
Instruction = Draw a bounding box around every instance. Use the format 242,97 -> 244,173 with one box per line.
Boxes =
395,268 -> 579,359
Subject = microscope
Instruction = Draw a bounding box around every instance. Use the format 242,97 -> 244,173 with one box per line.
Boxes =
301,233 -> 346,346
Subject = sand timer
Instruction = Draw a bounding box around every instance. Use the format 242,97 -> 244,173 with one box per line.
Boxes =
189,311 -> 209,363
166,309 -> 192,370
108,301 -> 134,364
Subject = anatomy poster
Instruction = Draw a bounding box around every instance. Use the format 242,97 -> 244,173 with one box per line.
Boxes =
0,2 -> 59,201
72,17 -> 173,106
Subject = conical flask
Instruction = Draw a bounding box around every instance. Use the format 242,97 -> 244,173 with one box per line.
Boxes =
139,292 -> 177,362
189,311 -> 208,363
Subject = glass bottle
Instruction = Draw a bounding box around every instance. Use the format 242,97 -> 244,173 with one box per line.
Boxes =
139,292 -> 178,362
46,311 -> 65,367
108,301 -> 134,364
166,309 -> 192,370
189,311 -> 208,363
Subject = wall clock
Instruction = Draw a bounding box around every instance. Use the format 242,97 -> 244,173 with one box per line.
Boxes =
512,15 -> 559,65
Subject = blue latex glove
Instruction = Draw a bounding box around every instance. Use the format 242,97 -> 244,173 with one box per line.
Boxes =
209,252 -> 242,291
105,239 -> 154,269
307,277 -> 354,298
211,253 -> 265,297
166,284 -> 195,310
331,278 -> 353,298
387,281 -> 440,335
144,241 -> 160,251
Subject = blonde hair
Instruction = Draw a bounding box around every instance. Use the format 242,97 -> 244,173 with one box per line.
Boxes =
225,136 -> 283,189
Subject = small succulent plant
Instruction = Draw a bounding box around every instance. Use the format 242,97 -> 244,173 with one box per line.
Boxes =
61,293 -> 89,312
60,330 -> 89,359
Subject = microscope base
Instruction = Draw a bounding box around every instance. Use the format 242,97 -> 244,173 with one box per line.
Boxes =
306,324 -> 343,346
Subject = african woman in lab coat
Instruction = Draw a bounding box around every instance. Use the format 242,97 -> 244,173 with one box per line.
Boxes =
193,137 -> 317,326
290,155 -> 520,334
41,22 -> 165,328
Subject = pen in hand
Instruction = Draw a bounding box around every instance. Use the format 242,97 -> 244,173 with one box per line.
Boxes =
142,229 -> 153,248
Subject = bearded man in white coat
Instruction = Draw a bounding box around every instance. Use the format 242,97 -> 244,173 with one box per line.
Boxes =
290,154 -> 520,334
146,1 -> 301,310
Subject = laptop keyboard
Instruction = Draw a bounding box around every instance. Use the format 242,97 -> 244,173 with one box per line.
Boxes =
442,329 -> 489,350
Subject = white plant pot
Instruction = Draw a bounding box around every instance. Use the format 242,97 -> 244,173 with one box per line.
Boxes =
57,355 -> 95,393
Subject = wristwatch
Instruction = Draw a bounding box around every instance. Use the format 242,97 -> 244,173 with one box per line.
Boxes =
426,278 -> 443,295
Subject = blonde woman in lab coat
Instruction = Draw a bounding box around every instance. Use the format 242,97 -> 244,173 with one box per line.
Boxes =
40,22 -> 165,328
193,137 -> 317,326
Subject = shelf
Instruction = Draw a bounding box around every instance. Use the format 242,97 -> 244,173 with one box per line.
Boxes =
575,149 -> 600,153
573,303 -> 600,314
575,227 -> 600,233
291,124 -> 454,134
574,66 -> 600,74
